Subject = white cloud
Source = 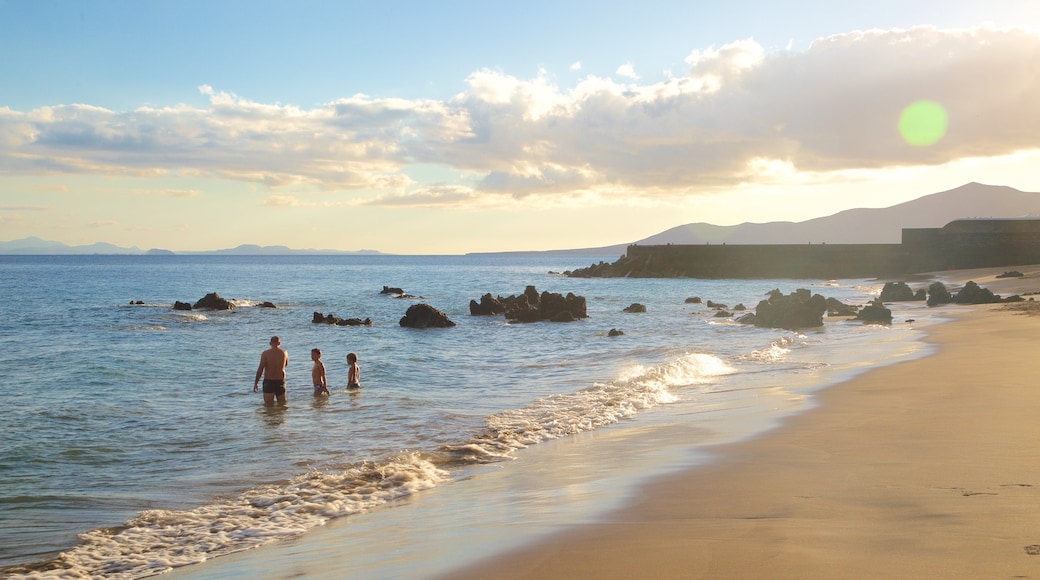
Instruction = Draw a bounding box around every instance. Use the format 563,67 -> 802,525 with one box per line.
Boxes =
0,25 -> 1038,207
570,61 -> 582,71
615,62 -> 639,79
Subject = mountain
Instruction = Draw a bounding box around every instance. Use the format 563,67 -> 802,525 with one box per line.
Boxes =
0,237 -> 147,255
0,239 -> 384,255
474,182 -> 1040,257
636,182 -> 1040,246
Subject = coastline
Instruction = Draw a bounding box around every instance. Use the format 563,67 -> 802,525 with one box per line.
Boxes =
446,273 -> 1040,578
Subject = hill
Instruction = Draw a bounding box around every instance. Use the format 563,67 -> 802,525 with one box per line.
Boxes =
472,182 -> 1040,257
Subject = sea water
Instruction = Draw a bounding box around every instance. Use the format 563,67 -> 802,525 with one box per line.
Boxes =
0,255 -> 938,578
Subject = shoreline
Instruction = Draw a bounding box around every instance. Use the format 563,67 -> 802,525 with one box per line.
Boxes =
446,293 -> 1040,578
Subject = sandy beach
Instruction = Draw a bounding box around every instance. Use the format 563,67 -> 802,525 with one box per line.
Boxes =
449,268 -> 1040,579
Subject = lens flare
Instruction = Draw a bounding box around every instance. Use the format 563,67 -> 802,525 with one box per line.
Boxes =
899,100 -> 947,146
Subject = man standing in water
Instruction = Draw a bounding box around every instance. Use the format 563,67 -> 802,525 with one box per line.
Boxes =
253,336 -> 289,405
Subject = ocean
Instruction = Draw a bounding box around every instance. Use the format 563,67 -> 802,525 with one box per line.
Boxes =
0,254 -> 938,579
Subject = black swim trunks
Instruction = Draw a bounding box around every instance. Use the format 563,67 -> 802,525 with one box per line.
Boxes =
262,379 -> 286,396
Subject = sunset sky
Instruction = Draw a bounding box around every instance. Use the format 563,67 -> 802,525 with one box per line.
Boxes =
2,1 -> 1040,254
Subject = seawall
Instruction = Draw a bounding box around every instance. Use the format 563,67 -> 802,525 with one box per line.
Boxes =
565,219 -> 1040,279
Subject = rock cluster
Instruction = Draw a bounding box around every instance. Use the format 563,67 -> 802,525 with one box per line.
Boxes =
312,312 -> 373,326
750,288 -> 828,329
952,281 -> 1002,304
855,299 -> 893,324
879,281 -> 926,302
469,286 -> 587,323
194,292 -> 235,310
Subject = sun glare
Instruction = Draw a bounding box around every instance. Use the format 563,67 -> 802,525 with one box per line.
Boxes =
899,100 -> 948,146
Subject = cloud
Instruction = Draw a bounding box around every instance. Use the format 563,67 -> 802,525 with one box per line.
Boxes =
570,61 -> 582,71
1,25 -> 1038,205
615,62 -> 639,79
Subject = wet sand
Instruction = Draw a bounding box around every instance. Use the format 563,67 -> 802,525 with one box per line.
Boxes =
448,267 -> 1040,579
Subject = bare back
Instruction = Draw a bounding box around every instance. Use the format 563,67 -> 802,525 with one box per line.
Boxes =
258,347 -> 288,380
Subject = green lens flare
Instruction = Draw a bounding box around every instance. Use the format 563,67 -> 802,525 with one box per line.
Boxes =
899,101 -> 947,146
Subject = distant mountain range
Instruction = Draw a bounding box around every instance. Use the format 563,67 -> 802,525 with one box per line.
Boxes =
0,237 -> 383,256
4,183 -> 1039,256
474,182 -> 1040,256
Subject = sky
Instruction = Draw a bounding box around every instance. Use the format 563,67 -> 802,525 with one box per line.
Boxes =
2,1 -> 1040,254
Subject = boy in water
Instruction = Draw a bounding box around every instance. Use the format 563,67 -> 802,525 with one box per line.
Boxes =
311,348 -> 330,396
254,336 -> 288,405
346,352 -> 361,390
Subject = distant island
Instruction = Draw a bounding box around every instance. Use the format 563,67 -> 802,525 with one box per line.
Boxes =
5,183 -> 1039,257
0,237 -> 385,256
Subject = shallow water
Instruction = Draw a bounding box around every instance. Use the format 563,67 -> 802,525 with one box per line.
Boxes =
0,255 -> 934,578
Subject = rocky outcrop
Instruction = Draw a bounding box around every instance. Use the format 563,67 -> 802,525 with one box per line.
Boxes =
399,304 -> 456,328
685,297 -> 702,304
193,292 -> 234,310
623,303 -> 647,313
855,299 -> 893,324
825,297 -> 858,317
469,286 -> 587,323
312,312 -> 373,326
260,301 -> 277,309
926,282 -> 954,307
381,286 -> 405,295
608,328 -> 624,337
879,281 -> 919,302
953,281 -> 1002,304
753,289 -> 828,329
996,271 -> 1024,278
173,301 -> 192,311
469,293 -> 507,316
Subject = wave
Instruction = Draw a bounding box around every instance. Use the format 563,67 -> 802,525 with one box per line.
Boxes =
441,353 -> 734,462
6,353 -> 733,579
8,454 -> 448,579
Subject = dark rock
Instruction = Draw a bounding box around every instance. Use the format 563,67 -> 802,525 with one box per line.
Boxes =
953,281 -> 1002,304
336,317 -> 372,326
714,309 -> 732,318
608,328 -> 624,337
879,281 -> 918,302
623,303 -> 647,313
914,289 -> 927,300
499,287 -> 588,323
313,311 -> 373,326
469,293 -> 507,316
825,297 -> 858,317
996,271 -> 1024,278
753,288 -> 827,329
551,311 -> 576,322
685,297 -> 702,304
381,286 -> 405,295
733,303 -> 746,311
173,301 -> 192,311
736,313 -> 756,324
130,300 -> 144,305
706,300 -> 727,309
1003,295 -> 1026,303
399,304 -> 456,328
926,282 -> 954,307
855,298 -> 893,324
193,292 -> 234,310
260,301 -> 277,309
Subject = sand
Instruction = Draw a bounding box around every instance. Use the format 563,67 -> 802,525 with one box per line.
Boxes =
448,268 -> 1040,579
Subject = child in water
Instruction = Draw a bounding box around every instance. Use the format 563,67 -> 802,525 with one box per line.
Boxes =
346,352 -> 361,390
311,348 -> 330,396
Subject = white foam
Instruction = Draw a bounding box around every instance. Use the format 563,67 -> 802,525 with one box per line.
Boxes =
19,454 -> 447,579
445,353 -> 734,461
